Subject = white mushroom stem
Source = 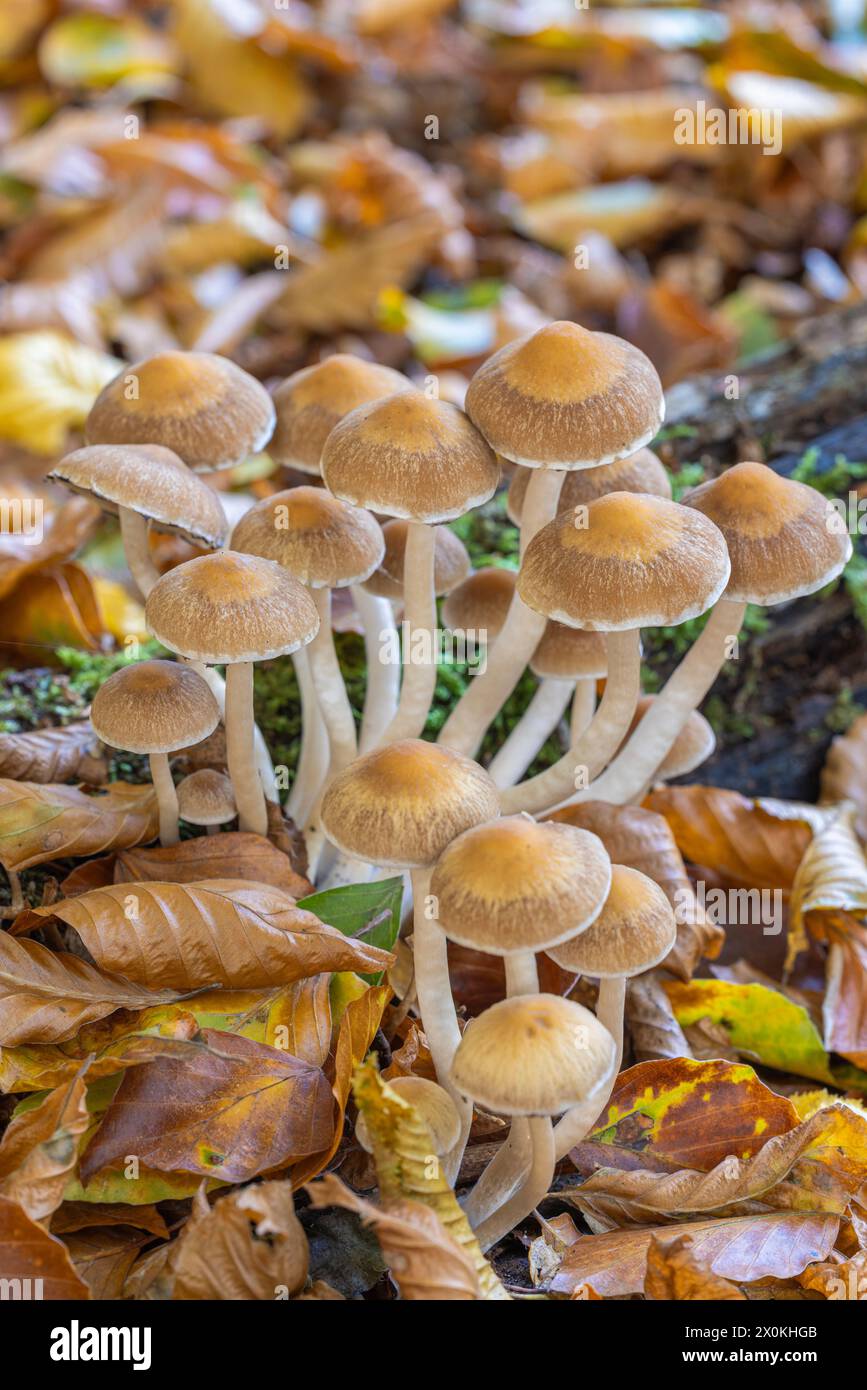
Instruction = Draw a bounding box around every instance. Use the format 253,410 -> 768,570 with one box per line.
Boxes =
192,664 -> 278,804
351,585 -> 401,753
437,470 -> 565,758
410,868 -> 472,1186
486,678 -> 573,788
376,523 -> 437,745
570,678 -> 596,741
287,648 -> 330,826
499,628 -> 641,815
476,1117 -> 554,1254
308,588 -> 357,776
118,507 -> 161,601
558,599 -> 747,809
225,661 -> 268,836
552,976 -> 625,1162
148,751 -> 179,846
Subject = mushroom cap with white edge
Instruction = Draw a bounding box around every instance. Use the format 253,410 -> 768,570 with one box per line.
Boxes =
450,993 -> 617,1117
85,351 -> 275,473
177,768 -> 237,826
321,391 -> 500,523
430,815 -> 611,956
465,321 -> 664,471
530,621 -> 608,680
625,694 -> 715,778
546,864 -> 677,979
91,659 -> 220,755
355,1076 -> 461,1156
48,443 -> 229,550
362,519 -> 470,600
518,492 -> 731,631
507,445 -> 671,525
320,739 -> 500,868
145,551 -> 319,664
681,460 -> 853,605
441,567 -> 516,639
230,486 -> 384,589
270,354 -> 413,475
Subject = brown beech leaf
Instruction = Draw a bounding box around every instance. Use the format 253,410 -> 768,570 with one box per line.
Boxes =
18,879 -> 395,990
625,973 -> 693,1063
80,1029 -> 335,1184
821,712 -> 867,841
0,1004 -> 202,1092
550,1212 -> 839,1298
548,800 -> 723,979
51,1203 -> 169,1240
64,1226 -> 155,1301
645,1232 -> 746,1300
307,1173 -> 480,1300
0,497 -> 99,602
798,1249 -> 867,1300
0,722 -> 107,785
113,832 -> 313,897
172,1182 -> 309,1300
0,564 -> 105,658
644,785 -> 816,891
0,929 -> 188,1046
0,1196 -> 90,1300
0,780 -> 158,873
0,1072 -> 89,1221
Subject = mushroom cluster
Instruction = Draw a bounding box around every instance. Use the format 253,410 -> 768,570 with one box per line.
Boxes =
62,332 -> 851,1247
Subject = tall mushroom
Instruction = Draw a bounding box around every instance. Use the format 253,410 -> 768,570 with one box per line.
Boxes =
91,660 -> 219,846
450,994 -> 615,1252
320,739 -> 500,1180
145,552 -> 319,836
577,462 -> 852,806
500,492 -> 730,816
322,392 -> 499,744
439,322 -> 664,757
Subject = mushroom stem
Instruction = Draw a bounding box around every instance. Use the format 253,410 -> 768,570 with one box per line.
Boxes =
504,951 -> 539,996
559,599 -> 747,809
476,1117 -> 554,1254
437,470 -> 564,757
351,585 -> 401,753
376,523 -> 437,745
225,661 -> 268,836
308,588 -> 357,776
596,976 -> 626,1076
552,980 -> 625,1162
287,648 -> 330,825
148,751 -> 179,846
191,663 -> 278,804
499,628 -> 641,815
410,868 -> 473,1185
486,678 -> 573,788
570,678 -> 595,741
118,506 -> 161,600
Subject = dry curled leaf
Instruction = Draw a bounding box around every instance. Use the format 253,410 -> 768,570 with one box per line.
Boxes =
645,1232 -> 746,1301
625,972 -> 693,1062
172,1182 -> 309,1301
112,833 -> 313,897
0,1072 -> 89,1220
821,714 -> 867,841
0,1195 -> 90,1300
0,721 -> 107,785
0,780 -> 158,873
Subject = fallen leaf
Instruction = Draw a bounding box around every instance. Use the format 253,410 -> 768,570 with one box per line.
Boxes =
0,1195 -> 90,1299
0,496 -> 99,602
50,1202 -> 168,1239
0,563 -> 105,657
64,1225 -> 154,1300
300,875 -> 403,982
0,780 -> 157,873
821,713 -> 867,841
113,833 -> 313,897
0,331 -> 120,455
645,1232 -> 746,1300
626,972 -> 693,1062
0,721 -> 107,784
172,1182 -> 308,1300
0,1071 -> 89,1219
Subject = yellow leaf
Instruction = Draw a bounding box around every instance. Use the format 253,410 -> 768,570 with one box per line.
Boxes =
0,332 -> 120,456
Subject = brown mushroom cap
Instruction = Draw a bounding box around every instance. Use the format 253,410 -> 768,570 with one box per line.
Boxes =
86,351 -> 275,473
507,446 -> 671,525
355,1076 -> 461,1156
441,567 -> 516,638
48,443 -> 229,549
625,694 -> 715,778
530,621 -> 608,680
145,551 -> 319,663
450,993 -> 616,1116
321,392 -> 500,523
546,864 -> 677,978
320,739 -> 500,868
681,460 -> 852,605
465,321 -> 664,470
270,354 -> 413,475
431,816 -> 611,955
177,769 -> 237,826
518,492 -> 731,631
362,519 -> 470,600
230,486 -> 384,589
91,659 -> 219,755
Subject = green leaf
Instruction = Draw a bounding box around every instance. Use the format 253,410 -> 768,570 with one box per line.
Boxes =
300,877 -> 403,983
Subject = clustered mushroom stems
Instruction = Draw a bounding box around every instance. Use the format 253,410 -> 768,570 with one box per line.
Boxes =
225,661 -> 269,836
148,751 -> 180,846
475,1117 -> 555,1255
308,585 -> 359,775
562,598 -> 748,809
570,678 -> 596,742
376,523 -> 437,746
486,676 -> 575,788
286,647 -> 330,826
189,662 -> 280,805
437,469 -> 565,756
350,583 -> 401,751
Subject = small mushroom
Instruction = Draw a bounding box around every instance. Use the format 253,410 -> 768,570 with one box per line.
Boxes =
363,518 -> 470,604
145,552 -> 318,837
355,1076 -> 461,1160
450,994 -> 615,1252
320,739 -> 500,1180
618,694 -> 715,801
270,353 -> 412,477
91,660 -> 220,846
441,566 -> 516,644
506,445 -> 671,526
177,769 -> 237,834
